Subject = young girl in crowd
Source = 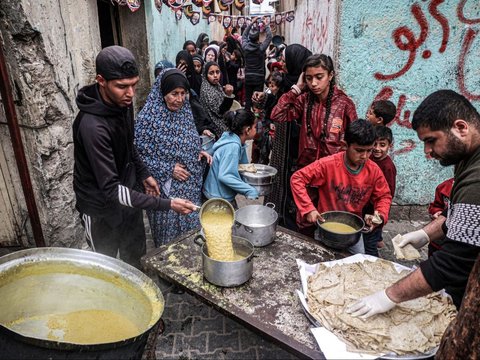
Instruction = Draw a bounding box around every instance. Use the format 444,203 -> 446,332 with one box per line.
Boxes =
271,54 -> 357,168
203,109 -> 259,206
270,53 -> 357,231
200,61 -> 235,138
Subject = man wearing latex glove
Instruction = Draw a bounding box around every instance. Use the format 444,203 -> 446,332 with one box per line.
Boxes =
348,90 -> 480,319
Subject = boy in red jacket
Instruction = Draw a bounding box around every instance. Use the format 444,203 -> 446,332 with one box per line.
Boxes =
291,119 -> 392,253
427,177 -> 454,256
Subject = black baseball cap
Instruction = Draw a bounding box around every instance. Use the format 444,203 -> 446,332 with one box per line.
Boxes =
95,45 -> 139,80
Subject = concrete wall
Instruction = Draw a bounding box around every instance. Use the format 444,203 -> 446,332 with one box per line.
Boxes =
0,0 -> 101,247
144,1 -> 210,81
337,0 -> 479,204
283,0 -> 339,57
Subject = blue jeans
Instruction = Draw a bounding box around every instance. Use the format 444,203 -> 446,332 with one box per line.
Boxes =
363,228 -> 382,257
314,229 -> 365,254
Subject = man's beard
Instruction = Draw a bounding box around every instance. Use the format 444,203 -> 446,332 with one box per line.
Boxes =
437,132 -> 467,166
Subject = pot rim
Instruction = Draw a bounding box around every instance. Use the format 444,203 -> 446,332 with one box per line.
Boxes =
0,247 -> 164,349
234,204 -> 279,227
316,211 -> 365,234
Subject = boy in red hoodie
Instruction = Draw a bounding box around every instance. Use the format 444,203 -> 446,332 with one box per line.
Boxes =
291,119 -> 392,253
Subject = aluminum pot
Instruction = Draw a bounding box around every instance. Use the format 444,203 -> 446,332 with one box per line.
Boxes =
233,203 -> 278,247
0,248 -> 164,359
194,235 -> 254,287
239,164 -> 277,196
315,211 -> 370,250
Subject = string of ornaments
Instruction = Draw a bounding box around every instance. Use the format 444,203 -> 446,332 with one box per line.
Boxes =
111,0 -> 295,28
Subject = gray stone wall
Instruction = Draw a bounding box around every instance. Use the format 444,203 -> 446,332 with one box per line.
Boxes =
0,0 -> 101,247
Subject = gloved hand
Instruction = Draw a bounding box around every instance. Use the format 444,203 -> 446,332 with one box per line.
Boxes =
398,229 -> 429,249
346,290 -> 396,319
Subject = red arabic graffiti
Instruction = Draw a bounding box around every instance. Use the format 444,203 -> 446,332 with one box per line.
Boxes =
457,27 -> 480,100
370,0 -> 480,145
457,0 -> 480,24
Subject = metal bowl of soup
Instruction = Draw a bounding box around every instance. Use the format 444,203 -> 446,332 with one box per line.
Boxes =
316,211 -> 369,250
0,247 -> 164,357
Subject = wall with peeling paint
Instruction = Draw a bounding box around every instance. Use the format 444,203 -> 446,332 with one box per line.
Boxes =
283,0 -> 339,57
144,1 -> 210,80
337,0 -> 479,204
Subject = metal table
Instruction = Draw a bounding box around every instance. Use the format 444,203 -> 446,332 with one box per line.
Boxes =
143,226 -> 345,359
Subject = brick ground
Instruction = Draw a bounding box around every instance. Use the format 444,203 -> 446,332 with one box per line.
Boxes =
144,203 -> 429,360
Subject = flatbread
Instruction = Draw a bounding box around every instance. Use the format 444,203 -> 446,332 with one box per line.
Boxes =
306,259 -> 456,356
238,164 -> 257,173
392,234 -> 421,260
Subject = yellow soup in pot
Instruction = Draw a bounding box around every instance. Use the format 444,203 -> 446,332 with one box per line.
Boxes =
320,221 -> 357,234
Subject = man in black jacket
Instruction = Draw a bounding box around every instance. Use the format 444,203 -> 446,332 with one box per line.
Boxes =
242,17 -> 272,112
73,46 -> 195,269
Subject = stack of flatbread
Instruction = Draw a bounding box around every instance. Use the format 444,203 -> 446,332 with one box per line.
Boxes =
307,259 -> 456,355
391,234 -> 421,260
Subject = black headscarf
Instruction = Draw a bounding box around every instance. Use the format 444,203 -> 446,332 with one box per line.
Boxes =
183,40 -> 196,51
176,50 -> 202,95
195,33 -> 209,54
161,69 -> 190,96
203,61 -> 219,78
284,44 -> 313,90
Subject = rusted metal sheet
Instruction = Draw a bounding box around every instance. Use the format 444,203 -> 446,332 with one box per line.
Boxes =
143,227 -> 346,359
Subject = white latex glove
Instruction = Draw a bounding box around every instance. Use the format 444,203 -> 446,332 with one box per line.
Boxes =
398,229 -> 429,249
346,290 -> 396,319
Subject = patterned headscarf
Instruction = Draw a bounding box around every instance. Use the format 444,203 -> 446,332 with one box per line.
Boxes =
200,62 -> 228,138
135,69 -> 205,245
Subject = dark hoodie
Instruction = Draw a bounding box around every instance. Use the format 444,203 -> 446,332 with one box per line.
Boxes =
73,83 -> 171,218
242,23 -> 272,84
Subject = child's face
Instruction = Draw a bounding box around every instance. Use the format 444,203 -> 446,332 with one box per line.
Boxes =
268,81 -> 279,95
205,50 -> 216,63
345,143 -> 374,169
366,106 -> 383,126
304,65 -> 332,99
244,122 -> 257,140
193,60 -> 202,74
206,65 -> 221,85
372,138 -> 391,161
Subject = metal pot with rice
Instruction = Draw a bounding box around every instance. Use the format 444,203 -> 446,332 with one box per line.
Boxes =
196,198 -> 254,287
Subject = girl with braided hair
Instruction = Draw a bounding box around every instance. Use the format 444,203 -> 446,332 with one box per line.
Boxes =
271,54 -> 357,234
271,54 -> 357,168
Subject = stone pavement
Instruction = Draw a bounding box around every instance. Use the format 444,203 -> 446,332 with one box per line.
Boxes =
144,204 -> 431,360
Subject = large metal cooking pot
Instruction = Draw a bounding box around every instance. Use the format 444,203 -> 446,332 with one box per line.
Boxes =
315,211 -> 370,250
194,235 -> 254,287
239,164 -> 277,196
0,248 -> 164,359
233,203 -> 278,247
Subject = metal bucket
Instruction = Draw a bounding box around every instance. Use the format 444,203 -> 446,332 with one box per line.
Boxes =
0,248 -> 164,359
233,203 -> 278,247
315,211 -> 370,250
239,164 -> 277,196
194,235 -> 254,287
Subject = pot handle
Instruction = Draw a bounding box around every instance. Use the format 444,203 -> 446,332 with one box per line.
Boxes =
361,226 -> 373,234
194,234 -> 206,246
234,220 -> 242,228
265,202 -> 275,209
243,225 -> 254,233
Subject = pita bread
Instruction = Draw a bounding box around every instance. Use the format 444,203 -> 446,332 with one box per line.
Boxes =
238,164 -> 257,173
306,259 -> 457,356
392,234 -> 421,260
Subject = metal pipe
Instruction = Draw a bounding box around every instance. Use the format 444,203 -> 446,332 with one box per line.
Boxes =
0,39 -> 46,247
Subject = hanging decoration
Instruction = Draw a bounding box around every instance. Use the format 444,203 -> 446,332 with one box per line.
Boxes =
153,0 -> 296,27
222,16 -> 233,29
202,4 -> 212,16
126,0 -> 141,12
234,0 -> 245,11
251,0 -> 264,4
217,0 -> 229,12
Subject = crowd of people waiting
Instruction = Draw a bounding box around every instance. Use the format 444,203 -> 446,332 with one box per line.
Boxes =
73,18 -> 480,354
